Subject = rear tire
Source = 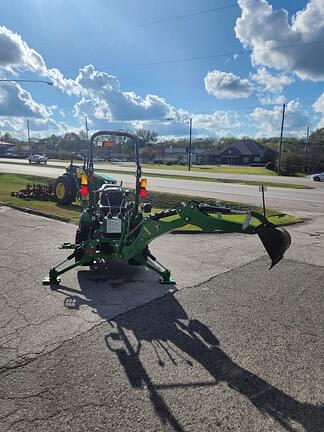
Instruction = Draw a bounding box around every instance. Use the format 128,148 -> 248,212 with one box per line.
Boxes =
54,175 -> 77,205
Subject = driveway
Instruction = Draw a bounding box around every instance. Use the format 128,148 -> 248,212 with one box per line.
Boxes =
0,207 -> 323,431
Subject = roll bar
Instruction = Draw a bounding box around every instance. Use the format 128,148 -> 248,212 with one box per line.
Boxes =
88,131 -> 142,213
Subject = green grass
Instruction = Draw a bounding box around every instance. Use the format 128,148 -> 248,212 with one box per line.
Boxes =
109,169 -> 310,190
0,160 -> 311,189
0,173 -> 302,229
143,163 -> 276,176
0,173 -> 81,224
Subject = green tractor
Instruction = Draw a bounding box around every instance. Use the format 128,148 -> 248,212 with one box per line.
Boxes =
54,158 -> 116,205
44,131 -> 291,286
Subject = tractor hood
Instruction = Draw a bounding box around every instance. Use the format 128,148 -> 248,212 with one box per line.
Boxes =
93,172 -> 117,186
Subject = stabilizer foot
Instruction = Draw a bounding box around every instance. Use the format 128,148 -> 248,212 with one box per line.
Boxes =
159,276 -> 176,285
43,268 -> 61,286
42,276 -> 61,286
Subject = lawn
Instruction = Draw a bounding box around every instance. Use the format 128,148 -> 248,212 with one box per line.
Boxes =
0,160 -> 311,189
1,173 -> 301,229
0,173 -> 81,224
143,163 -> 276,176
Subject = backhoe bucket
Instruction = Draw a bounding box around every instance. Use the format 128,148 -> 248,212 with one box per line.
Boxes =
256,224 -> 291,269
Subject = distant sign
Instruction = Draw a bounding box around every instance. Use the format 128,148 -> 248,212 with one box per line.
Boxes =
102,140 -> 114,148
258,185 -> 267,192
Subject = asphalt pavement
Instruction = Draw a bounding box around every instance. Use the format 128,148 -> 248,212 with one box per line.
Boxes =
0,207 -> 323,431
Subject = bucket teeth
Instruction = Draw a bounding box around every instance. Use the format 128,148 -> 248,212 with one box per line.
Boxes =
256,224 -> 291,269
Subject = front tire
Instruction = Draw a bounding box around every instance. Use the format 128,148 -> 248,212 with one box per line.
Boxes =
54,175 -> 77,205
314,177 -> 320,182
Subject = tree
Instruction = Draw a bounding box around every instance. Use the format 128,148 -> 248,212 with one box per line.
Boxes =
1,132 -> 18,143
308,128 -> 324,172
136,128 -> 159,146
280,153 -> 305,175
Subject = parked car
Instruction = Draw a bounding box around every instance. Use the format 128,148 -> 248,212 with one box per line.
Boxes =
28,154 -> 48,164
3,152 -> 18,158
311,172 -> 324,181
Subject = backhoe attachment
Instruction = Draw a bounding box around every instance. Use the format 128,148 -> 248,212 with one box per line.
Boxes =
43,130 -> 292,287
255,223 -> 291,269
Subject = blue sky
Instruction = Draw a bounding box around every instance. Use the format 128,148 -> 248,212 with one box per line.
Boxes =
0,0 -> 324,139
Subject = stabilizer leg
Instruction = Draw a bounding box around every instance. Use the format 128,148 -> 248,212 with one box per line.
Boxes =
42,247 -> 91,285
144,253 -> 176,285
130,250 -> 176,284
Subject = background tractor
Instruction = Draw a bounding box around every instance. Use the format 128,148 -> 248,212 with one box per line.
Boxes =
44,130 -> 291,286
54,157 -> 117,205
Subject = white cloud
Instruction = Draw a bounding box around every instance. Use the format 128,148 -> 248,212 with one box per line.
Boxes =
313,93 -> 324,113
0,82 -> 50,118
0,26 -> 81,95
204,70 -> 253,99
27,118 -> 62,132
73,65 -> 177,122
313,93 -> 324,129
250,100 -> 310,135
258,94 -> 286,106
47,68 -> 81,96
0,26 -> 47,74
251,67 -> 294,92
235,0 -> 324,81
0,116 -> 70,138
192,111 -> 240,130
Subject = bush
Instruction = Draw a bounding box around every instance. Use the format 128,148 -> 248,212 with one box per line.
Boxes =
280,154 -> 305,176
265,161 -> 275,171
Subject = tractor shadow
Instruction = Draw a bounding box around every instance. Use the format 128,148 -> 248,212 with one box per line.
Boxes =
52,260 -> 175,320
53,273 -> 323,432
104,295 -> 323,432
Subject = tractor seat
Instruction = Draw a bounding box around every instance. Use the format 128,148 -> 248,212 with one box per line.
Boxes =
99,187 -> 127,216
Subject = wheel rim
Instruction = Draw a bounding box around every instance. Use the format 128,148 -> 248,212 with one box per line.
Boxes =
56,182 -> 66,199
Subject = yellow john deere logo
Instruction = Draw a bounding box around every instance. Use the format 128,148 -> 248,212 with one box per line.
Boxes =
154,223 -> 161,231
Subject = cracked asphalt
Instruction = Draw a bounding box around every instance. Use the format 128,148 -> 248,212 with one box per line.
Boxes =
0,206 -> 323,431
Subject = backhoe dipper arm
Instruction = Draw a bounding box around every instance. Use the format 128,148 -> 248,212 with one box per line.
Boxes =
121,201 -> 291,283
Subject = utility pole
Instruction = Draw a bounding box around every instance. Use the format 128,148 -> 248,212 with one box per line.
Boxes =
277,103 -> 286,176
305,125 -> 310,173
85,116 -> 90,169
188,117 -> 192,171
26,119 -> 31,156
85,116 -> 89,144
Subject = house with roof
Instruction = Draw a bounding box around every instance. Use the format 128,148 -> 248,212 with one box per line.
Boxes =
0,141 -> 15,156
207,139 -> 277,166
162,146 -> 207,164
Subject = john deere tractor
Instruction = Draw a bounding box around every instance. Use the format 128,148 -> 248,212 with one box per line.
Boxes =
54,158 -> 116,205
44,131 -> 291,286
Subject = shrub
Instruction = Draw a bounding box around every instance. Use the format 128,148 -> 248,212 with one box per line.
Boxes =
265,161 -> 275,171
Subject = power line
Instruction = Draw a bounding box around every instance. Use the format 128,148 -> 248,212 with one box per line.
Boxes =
99,50 -> 246,69
139,4 -> 238,26
96,39 -> 324,70
176,99 -> 318,116
138,0 -> 305,27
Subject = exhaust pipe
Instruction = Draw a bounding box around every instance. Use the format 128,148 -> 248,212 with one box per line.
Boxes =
256,223 -> 291,269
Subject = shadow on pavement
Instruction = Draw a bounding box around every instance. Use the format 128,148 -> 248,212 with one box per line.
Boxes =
105,295 -> 323,432
55,270 -> 323,432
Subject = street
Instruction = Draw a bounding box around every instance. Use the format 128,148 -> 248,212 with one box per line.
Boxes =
0,206 -> 323,431
1,161 -> 324,215
0,158 -> 316,186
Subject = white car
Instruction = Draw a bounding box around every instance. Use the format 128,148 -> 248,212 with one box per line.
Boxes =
311,172 -> 324,181
28,154 -> 48,164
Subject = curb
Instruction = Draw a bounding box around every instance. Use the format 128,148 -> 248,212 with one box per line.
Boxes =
0,202 -> 70,223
